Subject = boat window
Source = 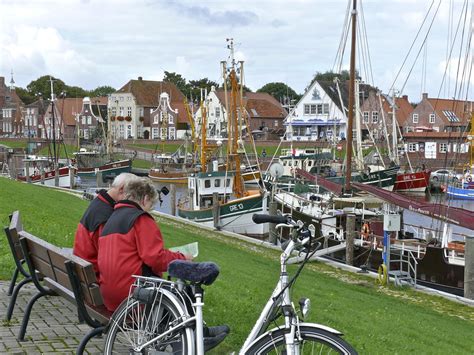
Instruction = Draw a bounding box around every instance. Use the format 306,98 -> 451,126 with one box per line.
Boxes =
205,179 -> 211,188
308,161 -> 312,167
226,178 -> 231,186
214,179 -> 220,187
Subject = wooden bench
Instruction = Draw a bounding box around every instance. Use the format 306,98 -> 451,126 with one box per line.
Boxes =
3,211 -> 33,322
18,229 -> 112,354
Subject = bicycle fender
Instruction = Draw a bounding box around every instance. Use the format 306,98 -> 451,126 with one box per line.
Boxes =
240,322 -> 343,354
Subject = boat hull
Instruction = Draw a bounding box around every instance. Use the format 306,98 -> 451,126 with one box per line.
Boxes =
17,166 -> 75,188
178,193 -> 268,237
394,171 -> 431,192
446,185 -> 474,200
328,166 -> 399,191
76,159 -> 132,177
149,169 -> 189,184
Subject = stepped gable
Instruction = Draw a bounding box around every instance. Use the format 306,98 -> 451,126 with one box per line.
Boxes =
117,79 -> 187,122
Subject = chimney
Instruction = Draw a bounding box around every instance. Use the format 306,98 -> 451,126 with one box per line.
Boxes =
422,93 -> 428,100
138,76 -> 143,81
0,77 -> 4,88
402,95 -> 408,100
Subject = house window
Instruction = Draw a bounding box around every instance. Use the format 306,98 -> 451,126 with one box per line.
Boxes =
412,113 -> 419,123
439,143 -> 447,153
204,180 -> 211,188
169,127 -> 175,140
120,97 -> 124,101
323,103 -> 329,114
304,104 -> 310,115
127,107 -> 132,116
372,111 -> 378,124
310,104 -> 317,114
317,104 -> 323,114
168,114 -> 173,124
139,107 -> 144,116
111,107 -> 117,116
215,107 -> 220,118
429,114 -> 435,123
127,96 -> 131,101
119,124 -> 125,138
82,116 -> 86,124
160,127 -> 167,140
274,120 -> 278,127
408,143 -> 417,152
154,115 -> 159,124
119,107 -> 124,116
87,116 -> 92,125
152,127 -> 159,139
363,111 -> 369,123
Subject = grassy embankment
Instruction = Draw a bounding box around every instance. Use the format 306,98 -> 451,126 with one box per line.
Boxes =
1,178 -> 474,353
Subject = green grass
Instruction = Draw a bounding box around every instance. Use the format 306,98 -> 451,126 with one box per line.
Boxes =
1,178 -> 474,353
132,158 -> 152,169
37,144 -> 79,159
0,140 -> 27,149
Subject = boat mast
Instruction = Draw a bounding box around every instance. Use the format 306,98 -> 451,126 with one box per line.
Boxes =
200,89 -> 208,172
344,0 -> 357,194
391,90 -> 399,165
49,77 -> 57,164
225,38 -> 244,198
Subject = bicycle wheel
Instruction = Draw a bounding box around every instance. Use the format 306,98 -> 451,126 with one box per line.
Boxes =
245,324 -> 357,355
103,289 -> 194,354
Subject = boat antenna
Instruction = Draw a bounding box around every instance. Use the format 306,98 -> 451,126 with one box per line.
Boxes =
49,76 -> 57,164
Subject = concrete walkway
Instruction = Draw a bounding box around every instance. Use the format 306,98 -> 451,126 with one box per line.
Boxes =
0,281 -> 103,354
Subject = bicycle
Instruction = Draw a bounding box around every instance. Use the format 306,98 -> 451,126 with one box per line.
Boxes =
103,213 -> 358,354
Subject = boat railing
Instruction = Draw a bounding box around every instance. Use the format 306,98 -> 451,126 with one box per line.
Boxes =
356,233 -> 426,259
390,250 -> 418,287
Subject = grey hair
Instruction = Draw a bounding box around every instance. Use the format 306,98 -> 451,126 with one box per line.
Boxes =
123,177 -> 158,206
111,173 -> 140,188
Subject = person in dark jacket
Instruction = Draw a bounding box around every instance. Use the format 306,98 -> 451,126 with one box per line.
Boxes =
73,173 -> 139,279
98,177 -> 190,311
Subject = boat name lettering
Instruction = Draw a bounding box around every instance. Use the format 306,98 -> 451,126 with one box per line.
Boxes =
229,203 -> 244,212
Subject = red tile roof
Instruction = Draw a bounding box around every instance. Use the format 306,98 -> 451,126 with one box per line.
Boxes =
427,98 -> 473,125
116,79 -> 187,123
55,97 -> 108,126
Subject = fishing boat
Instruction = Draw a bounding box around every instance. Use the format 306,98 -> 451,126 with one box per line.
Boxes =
393,170 -> 431,192
17,77 -> 76,188
177,39 -> 268,237
17,155 -> 75,188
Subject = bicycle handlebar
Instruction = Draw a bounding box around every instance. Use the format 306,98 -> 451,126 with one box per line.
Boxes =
252,214 -> 290,225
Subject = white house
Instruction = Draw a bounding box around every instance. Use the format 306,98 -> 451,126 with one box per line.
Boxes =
284,80 -> 347,142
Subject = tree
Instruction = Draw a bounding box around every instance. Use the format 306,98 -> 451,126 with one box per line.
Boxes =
187,78 -> 220,101
89,85 -> 116,97
163,71 -> 187,93
305,70 -> 361,92
26,75 -> 67,98
257,82 -> 300,103
15,87 -> 36,105
64,85 -> 88,98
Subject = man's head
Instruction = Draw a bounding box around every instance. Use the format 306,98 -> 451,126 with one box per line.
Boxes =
123,177 -> 159,211
108,173 -> 140,202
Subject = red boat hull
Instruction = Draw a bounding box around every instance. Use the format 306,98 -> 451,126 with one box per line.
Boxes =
394,171 -> 431,192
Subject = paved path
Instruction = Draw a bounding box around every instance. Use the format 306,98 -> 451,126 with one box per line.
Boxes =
0,280 -> 103,354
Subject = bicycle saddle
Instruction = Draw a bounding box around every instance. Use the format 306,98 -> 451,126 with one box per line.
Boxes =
168,260 -> 220,285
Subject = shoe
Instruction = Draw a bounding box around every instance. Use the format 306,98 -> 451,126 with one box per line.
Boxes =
203,325 -> 230,351
204,325 -> 230,337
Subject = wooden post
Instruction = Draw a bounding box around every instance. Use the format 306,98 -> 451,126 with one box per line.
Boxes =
96,171 -> 103,187
25,161 -> 31,183
345,214 -> 355,266
268,201 -> 278,245
189,188 -> 194,211
212,192 -> 220,230
40,167 -> 45,185
54,166 -> 59,187
69,167 -> 75,189
170,184 -> 176,216
464,237 -> 474,299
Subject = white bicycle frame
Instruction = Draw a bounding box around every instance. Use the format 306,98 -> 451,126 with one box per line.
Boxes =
133,222 -> 342,355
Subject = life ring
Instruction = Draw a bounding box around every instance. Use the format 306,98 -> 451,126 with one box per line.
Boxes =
361,222 -> 371,240
466,175 -> 472,183
377,264 -> 388,286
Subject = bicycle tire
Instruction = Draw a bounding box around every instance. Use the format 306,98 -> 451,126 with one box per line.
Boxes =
244,324 -> 357,355
103,289 -> 194,354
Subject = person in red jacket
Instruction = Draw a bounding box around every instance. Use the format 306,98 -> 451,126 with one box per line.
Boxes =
73,173 -> 139,279
98,177 -> 190,311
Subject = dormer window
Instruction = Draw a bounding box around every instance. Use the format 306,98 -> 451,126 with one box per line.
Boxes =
412,113 -> 419,123
429,114 -> 435,123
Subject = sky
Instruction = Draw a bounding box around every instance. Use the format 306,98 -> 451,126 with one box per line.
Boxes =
0,0 -> 472,102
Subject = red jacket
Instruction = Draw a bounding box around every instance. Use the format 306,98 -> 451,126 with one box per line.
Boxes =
98,201 -> 186,311
73,190 -> 115,279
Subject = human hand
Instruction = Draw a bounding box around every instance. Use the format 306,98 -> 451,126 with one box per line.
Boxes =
183,253 -> 193,261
